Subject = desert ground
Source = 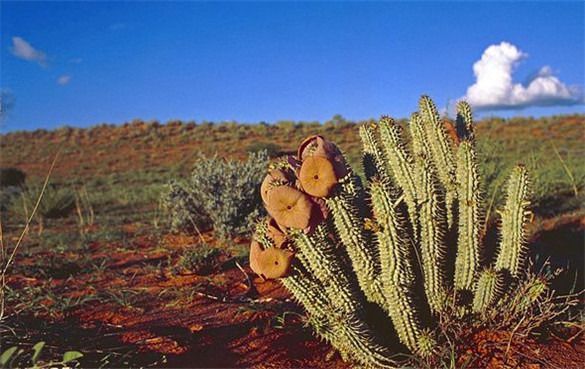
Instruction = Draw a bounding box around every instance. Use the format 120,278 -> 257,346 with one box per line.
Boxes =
1,114 -> 583,368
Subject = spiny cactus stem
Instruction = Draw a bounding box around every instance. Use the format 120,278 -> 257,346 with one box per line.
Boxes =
282,271 -> 331,322
378,117 -> 419,237
254,220 -> 273,247
326,174 -> 386,307
495,165 -> 530,277
370,179 -> 422,352
418,96 -> 457,229
409,113 -> 430,158
292,224 -> 364,315
359,123 -> 390,181
473,268 -> 503,313
333,315 -> 398,368
369,180 -> 414,286
456,100 -> 475,141
255,221 -> 337,342
416,158 -> 448,313
281,272 -> 342,348
283,259 -> 395,368
418,96 -> 456,184
454,141 -> 483,291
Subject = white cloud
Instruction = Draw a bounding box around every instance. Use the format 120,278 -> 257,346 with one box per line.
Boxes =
57,75 -> 71,85
10,37 -> 47,66
462,42 -> 582,111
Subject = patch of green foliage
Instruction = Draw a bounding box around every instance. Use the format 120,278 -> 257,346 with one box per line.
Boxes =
246,142 -> 282,157
1,341 -> 83,369
163,151 -> 269,239
179,243 -> 223,275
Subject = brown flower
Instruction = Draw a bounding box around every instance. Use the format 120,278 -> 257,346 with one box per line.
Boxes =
260,167 -> 294,205
266,217 -> 288,248
298,135 -> 328,160
297,135 -> 348,178
249,240 -> 294,279
299,156 -> 338,198
249,240 -> 264,277
304,196 -> 328,234
257,247 -> 294,279
266,186 -> 314,230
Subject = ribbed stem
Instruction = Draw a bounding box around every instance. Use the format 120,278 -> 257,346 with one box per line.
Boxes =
326,172 -> 386,307
454,141 -> 483,291
416,158 -> 448,313
283,273 -> 395,368
292,224 -> 364,315
331,313 -> 397,368
409,112 -> 430,158
359,122 -> 390,181
254,219 -> 272,247
378,117 -> 419,237
255,220 -> 336,343
495,165 -> 531,278
370,178 -> 423,352
455,101 -> 475,142
473,267 -> 503,313
416,329 -> 437,358
257,219 -> 395,368
419,95 -> 457,229
281,272 -> 334,338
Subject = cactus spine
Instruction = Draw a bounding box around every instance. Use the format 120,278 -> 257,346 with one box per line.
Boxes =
326,173 -> 386,307
472,267 -> 503,313
419,96 -> 457,229
417,158 -> 448,313
251,96 -> 535,366
292,223 -> 363,314
455,101 -> 475,141
495,165 -> 531,277
370,178 -> 422,352
378,117 -> 420,236
359,122 -> 390,181
454,140 -> 483,291
409,112 -> 430,158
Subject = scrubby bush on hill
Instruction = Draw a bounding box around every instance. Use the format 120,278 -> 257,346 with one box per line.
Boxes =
246,142 -> 282,157
162,180 -> 211,234
163,151 -> 269,239
0,167 -> 26,188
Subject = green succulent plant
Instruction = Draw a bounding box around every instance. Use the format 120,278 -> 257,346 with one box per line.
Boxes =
250,96 -> 536,367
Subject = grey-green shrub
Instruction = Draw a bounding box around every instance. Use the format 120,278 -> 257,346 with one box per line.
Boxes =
164,151 -> 269,239
162,180 -> 211,233
36,187 -> 76,220
8,186 -> 75,221
0,186 -> 21,212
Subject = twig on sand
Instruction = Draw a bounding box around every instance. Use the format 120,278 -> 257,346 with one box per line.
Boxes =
235,261 -> 252,295
193,290 -> 291,304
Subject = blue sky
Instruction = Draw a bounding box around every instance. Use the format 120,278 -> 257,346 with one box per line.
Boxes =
1,1 -> 584,132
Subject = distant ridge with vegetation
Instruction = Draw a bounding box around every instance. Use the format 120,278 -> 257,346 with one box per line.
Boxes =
1,114 -> 583,219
